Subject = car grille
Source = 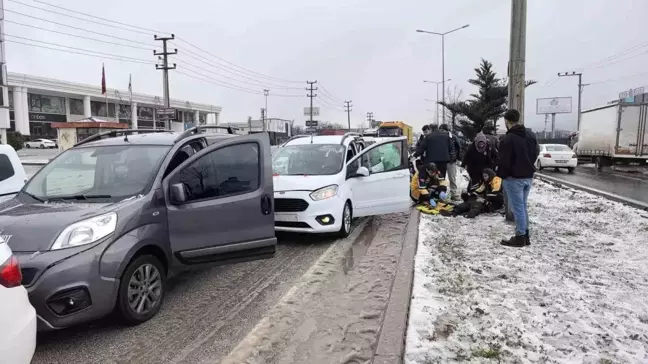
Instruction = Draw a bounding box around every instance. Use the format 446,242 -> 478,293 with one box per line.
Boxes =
274,198 -> 309,212
275,221 -> 311,228
20,268 -> 39,286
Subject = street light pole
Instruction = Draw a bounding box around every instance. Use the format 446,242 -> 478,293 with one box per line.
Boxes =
263,89 -> 269,132
417,25 -> 469,124
423,79 -> 451,126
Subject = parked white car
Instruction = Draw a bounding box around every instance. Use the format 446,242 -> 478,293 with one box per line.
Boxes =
536,144 -> 578,173
25,138 -> 57,149
0,145 -> 28,199
0,242 -> 37,364
272,133 -> 410,237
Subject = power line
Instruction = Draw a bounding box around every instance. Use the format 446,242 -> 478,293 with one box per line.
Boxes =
32,0 -> 167,35
7,0 -> 155,36
3,9 -> 156,47
578,41 -> 648,70
176,68 -> 302,97
4,20 -> 153,50
318,84 -> 343,103
3,34 -> 155,63
5,40 -> 154,65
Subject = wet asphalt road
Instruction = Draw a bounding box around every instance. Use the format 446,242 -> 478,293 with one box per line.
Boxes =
537,165 -> 648,204
31,230 -> 351,364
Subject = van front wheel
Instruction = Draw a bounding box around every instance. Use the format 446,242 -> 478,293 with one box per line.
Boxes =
116,255 -> 166,325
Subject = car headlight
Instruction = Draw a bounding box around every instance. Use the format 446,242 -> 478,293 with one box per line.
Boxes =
50,212 -> 117,250
310,185 -> 338,201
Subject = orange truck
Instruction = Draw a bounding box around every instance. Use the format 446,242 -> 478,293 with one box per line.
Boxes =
377,121 -> 414,145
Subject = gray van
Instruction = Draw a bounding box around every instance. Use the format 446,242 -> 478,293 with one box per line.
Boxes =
0,127 -> 276,330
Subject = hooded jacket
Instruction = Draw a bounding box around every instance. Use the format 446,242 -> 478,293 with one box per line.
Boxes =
497,125 -> 539,179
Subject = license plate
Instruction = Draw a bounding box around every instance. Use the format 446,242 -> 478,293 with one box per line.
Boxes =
555,160 -> 568,163
275,214 -> 298,222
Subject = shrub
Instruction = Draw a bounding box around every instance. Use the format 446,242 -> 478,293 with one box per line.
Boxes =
6,131 -> 25,151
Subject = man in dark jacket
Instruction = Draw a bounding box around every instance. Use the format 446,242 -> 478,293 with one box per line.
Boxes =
497,109 -> 539,248
415,124 -> 452,178
439,124 -> 462,200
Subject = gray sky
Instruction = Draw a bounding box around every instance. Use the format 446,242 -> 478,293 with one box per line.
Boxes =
6,0 -> 648,132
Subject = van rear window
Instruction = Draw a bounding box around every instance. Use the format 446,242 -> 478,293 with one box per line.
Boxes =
0,154 -> 15,182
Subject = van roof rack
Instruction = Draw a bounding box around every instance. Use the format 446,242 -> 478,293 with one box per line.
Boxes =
340,132 -> 361,145
174,125 -> 234,143
280,134 -> 310,147
75,129 -> 172,147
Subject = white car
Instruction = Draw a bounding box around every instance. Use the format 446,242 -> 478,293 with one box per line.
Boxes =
0,242 -> 37,364
25,138 -> 56,149
536,144 -> 578,173
0,144 -> 28,198
272,133 -> 410,237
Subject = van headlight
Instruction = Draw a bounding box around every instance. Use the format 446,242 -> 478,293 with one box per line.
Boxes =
51,212 -> 117,250
310,185 -> 338,201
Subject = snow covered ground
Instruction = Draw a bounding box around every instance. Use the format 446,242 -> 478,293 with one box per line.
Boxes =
406,179 -> 648,364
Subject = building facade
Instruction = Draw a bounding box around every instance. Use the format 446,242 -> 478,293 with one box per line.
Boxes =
6,72 -> 222,139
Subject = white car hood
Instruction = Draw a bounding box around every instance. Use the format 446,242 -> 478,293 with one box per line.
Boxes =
273,174 -> 339,192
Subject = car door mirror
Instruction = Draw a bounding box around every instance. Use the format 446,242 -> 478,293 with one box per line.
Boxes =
353,166 -> 370,178
170,183 -> 187,204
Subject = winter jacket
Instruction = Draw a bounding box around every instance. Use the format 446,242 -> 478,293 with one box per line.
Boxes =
448,132 -> 462,163
461,143 -> 497,184
415,131 -> 452,163
497,125 -> 539,179
410,169 -> 448,203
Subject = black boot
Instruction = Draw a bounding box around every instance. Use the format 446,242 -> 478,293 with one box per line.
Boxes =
500,234 -> 526,248
525,229 -> 530,246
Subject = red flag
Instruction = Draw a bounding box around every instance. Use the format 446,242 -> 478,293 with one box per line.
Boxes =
101,63 -> 106,95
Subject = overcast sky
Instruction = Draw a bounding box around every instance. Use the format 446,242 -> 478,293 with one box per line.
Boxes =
6,0 -> 648,132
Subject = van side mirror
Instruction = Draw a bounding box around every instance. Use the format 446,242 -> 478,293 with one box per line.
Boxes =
170,183 -> 187,204
354,166 -> 370,178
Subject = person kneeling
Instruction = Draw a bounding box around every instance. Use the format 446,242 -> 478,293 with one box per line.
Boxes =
451,168 -> 503,218
410,163 -> 452,214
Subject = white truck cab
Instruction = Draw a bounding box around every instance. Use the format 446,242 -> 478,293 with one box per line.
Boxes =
0,145 -> 27,198
272,133 -> 410,237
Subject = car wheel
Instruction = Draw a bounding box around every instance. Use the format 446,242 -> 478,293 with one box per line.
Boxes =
535,160 -> 543,171
116,255 -> 166,325
39,144 -> 45,149
568,167 -> 575,174
336,201 -> 352,238
26,144 -> 31,148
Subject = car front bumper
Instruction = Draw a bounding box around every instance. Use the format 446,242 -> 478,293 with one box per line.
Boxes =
274,191 -> 345,233
17,239 -> 119,331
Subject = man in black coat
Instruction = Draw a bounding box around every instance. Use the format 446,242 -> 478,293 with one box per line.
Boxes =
414,124 -> 452,178
497,109 -> 540,248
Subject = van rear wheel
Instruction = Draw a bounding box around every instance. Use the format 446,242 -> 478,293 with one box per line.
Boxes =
116,255 -> 166,325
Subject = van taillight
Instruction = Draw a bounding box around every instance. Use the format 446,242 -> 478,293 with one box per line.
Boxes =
0,255 -> 22,288
543,153 -> 552,158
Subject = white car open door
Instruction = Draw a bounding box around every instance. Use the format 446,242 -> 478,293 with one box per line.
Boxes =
345,137 -> 410,217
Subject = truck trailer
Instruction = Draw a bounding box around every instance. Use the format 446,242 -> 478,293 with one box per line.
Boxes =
570,102 -> 648,170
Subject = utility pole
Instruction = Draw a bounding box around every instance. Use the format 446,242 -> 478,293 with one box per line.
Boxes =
505,0 -> 527,222
306,81 -> 318,130
557,71 -> 585,131
0,0 -> 9,144
260,108 -> 266,132
344,100 -> 353,130
154,34 -> 177,130
366,112 -> 374,127
263,89 -> 269,132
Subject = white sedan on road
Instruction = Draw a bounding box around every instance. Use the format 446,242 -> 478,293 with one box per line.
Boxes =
535,144 -> 578,173
0,242 -> 37,364
25,138 -> 57,149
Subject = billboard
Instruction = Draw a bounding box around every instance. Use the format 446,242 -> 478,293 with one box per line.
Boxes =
303,107 -> 320,117
536,97 -> 572,114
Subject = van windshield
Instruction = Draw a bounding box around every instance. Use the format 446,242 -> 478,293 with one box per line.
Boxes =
272,144 -> 345,175
23,145 -> 170,203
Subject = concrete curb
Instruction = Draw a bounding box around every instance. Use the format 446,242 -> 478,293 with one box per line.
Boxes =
373,209 -> 420,364
536,173 -> 648,211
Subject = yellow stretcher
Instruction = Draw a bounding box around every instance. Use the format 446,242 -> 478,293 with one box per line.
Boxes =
416,201 -> 454,215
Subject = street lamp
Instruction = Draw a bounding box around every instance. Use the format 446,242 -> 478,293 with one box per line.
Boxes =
423,79 -> 451,125
417,25 -> 469,123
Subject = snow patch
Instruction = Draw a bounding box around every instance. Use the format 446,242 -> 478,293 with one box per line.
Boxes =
406,179 -> 648,364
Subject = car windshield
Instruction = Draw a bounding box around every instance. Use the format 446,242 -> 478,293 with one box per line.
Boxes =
23,145 -> 170,203
546,145 -> 571,152
378,127 -> 402,137
272,144 -> 345,175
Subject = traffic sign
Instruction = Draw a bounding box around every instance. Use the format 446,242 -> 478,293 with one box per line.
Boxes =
305,120 -> 318,127
156,108 -> 177,120
305,127 -> 317,133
